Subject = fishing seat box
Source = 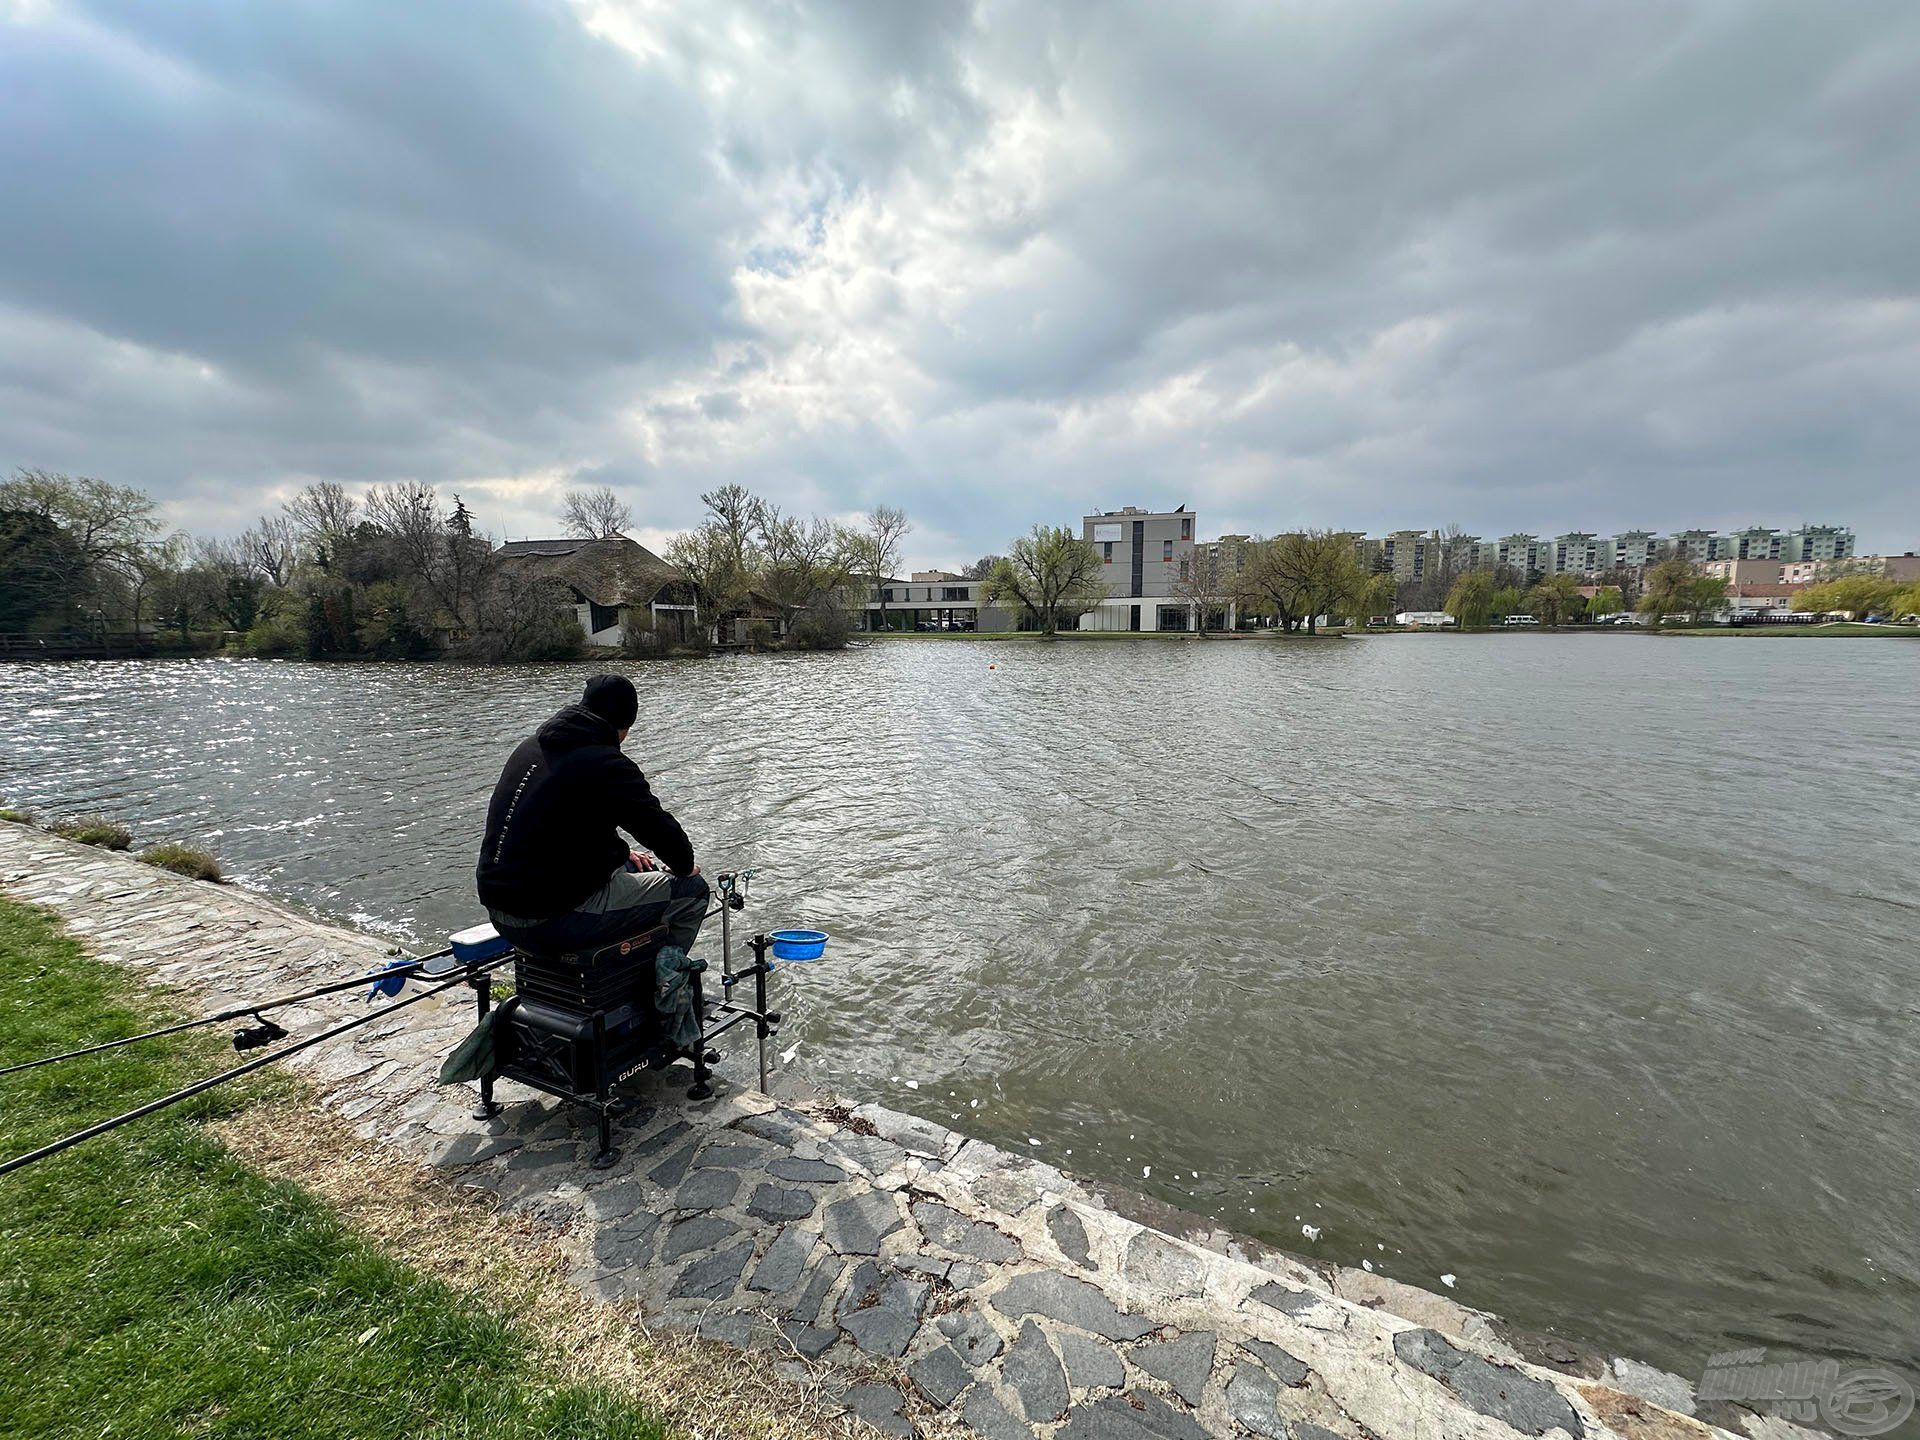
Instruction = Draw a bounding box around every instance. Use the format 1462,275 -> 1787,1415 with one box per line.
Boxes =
493,924 -> 676,1094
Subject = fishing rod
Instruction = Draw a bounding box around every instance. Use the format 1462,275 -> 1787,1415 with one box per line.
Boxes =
0,962 -> 498,1179
0,947 -> 460,1079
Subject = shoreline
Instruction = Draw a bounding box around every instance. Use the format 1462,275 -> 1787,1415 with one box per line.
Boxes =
0,821 -> 1819,1440
3,622 -> 1910,667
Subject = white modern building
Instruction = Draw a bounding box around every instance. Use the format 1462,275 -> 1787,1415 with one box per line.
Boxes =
1080,505 -> 1198,631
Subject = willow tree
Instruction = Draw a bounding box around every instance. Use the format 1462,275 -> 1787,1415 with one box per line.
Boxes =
1239,530 -> 1370,633
1792,576 -> 1898,620
1527,573 -> 1583,626
982,525 -> 1106,635
1445,569 -> 1496,629
1638,558 -> 1726,627
1353,572 -> 1397,626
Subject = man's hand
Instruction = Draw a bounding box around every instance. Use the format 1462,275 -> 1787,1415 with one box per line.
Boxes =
629,850 -> 659,872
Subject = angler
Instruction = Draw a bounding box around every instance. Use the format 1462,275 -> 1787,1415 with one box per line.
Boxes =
477,673 -> 710,965
0,673 -> 829,1177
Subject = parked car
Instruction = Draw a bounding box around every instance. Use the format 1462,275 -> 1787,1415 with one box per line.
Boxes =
1502,614 -> 1540,627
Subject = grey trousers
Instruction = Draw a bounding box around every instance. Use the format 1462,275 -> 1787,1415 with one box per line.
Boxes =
491,867 -> 709,958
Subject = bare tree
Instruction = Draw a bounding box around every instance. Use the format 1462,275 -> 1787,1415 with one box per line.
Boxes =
238,514 -> 298,587
560,485 -> 633,540
461,564 -> 583,662
1170,544 -> 1235,633
960,554 -> 1003,580
702,484 -> 757,568
753,502 -> 853,627
363,480 -> 485,627
665,523 -> 749,625
282,481 -> 358,569
846,504 -> 911,631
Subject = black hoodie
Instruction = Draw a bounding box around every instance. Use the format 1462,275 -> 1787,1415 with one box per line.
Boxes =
475,705 -> 695,919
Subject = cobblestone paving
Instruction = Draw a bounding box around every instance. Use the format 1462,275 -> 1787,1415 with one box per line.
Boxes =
2,825 -> 1807,1440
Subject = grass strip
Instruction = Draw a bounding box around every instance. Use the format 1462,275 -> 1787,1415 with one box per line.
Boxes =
0,895 -> 669,1440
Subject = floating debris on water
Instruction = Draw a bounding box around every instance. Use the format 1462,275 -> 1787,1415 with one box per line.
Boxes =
1440,1273 -> 1457,1288
1301,1223 -> 1321,1242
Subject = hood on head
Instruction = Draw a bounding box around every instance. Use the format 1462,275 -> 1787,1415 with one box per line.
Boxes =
536,704 -> 619,752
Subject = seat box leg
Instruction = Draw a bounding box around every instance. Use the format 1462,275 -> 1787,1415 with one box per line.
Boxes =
589,1008 -> 619,1167
591,1106 -> 618,1169
470,973 -> 501,1119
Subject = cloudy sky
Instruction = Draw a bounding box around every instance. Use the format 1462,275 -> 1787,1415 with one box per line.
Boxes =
3,0 -> 1915,567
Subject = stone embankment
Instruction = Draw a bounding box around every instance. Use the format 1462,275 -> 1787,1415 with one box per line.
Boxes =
0,824 -> 1809,1440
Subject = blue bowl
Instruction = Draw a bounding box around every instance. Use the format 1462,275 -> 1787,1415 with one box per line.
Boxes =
769,929 -> 828,963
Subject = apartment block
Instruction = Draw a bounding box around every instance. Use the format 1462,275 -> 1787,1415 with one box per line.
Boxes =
1200,534 -> 1256,578
1670,530 -> 1731,562
1490,533 -> 1550,575
1784,525 -> 1855,562
1550,532 -> 1606,575
1611,531 -> 1667,569
1730,527 -> 1784,560
1382,529 -> 1429,581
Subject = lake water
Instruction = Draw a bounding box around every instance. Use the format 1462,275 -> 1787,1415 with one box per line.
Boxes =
1,635 -> 1914,1382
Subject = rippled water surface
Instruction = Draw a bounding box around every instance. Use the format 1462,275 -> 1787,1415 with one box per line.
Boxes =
2,637 -> 1915,1379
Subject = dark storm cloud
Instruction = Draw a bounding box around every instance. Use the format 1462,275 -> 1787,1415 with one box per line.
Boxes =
1,0 -> 1916,557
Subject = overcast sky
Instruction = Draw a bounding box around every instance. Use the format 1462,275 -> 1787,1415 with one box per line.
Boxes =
3,1 -> 1915,568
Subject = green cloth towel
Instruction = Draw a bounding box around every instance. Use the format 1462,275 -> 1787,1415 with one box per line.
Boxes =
653,945 -> 703,1051
437,1007 -> 498,1085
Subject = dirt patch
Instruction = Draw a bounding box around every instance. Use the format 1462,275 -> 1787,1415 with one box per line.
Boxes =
1577,1384 -> 1722,1440
217,1100 -> 902,1440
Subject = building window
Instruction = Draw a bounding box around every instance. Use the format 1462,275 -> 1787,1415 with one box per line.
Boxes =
1162,539 -> 1173,562
1181,517 -> 1191,539
880,587 -> 894,602
942,586 -> 968,601
1103,541 -> 1113,563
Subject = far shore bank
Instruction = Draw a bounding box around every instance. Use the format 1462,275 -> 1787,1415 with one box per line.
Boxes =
5,621 -> 1912,664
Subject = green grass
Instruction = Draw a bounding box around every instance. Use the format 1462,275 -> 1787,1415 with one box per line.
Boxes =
136,841 -> 225,883
45,815 -> 133,850
0,808 -> 33,825
863,627 -> 1328,641
0,897 -> 668,1440
1655,622 -> 1919,637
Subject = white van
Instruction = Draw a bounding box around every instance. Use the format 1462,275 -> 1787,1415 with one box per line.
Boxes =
1502,614 -> 1539,627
